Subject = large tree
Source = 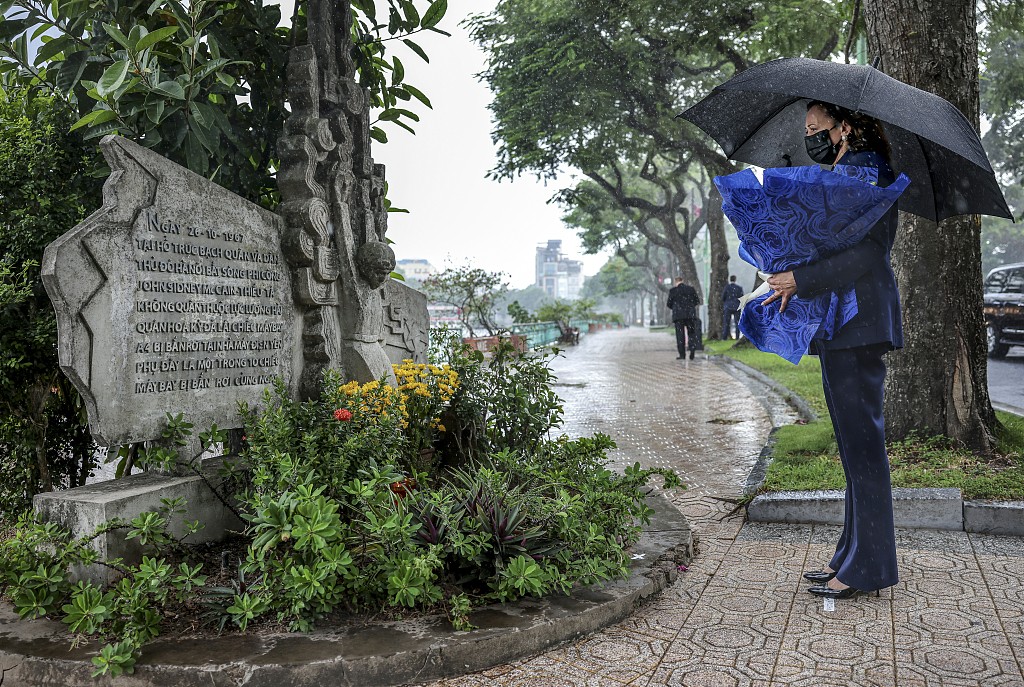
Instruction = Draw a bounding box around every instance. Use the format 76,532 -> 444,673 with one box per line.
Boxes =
467,0 -> 844,340
422,266 -> 508,338
979,3 -> 1024,273
863,0 -> 1001,450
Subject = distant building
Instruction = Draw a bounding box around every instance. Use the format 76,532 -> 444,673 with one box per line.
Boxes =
395,258 -> 437,288
535,240 -> 583,301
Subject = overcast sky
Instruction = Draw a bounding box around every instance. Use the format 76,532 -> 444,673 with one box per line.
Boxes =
276,0 -> 610,289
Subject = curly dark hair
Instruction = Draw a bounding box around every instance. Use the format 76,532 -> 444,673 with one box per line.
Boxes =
807,100 -> 892,164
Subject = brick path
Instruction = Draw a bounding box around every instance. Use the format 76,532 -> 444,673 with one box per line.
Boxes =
424,327 -> 1024,687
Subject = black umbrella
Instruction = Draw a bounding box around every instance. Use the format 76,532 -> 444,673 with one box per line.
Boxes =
678,57 -> 1013,222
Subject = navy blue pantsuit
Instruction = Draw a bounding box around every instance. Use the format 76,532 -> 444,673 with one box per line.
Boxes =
793,150 -> 903,591
817,343 -> 898,591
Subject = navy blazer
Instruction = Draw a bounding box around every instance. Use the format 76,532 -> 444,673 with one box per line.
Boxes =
793,151 -> 903,351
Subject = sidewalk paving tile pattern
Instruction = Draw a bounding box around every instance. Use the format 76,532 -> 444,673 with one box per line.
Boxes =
419,329 -> 1024,687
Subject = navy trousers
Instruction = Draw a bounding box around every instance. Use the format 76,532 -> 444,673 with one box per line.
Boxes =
722,308 -> 740,339
673,319 -> 701,356
817,343 -> 899,591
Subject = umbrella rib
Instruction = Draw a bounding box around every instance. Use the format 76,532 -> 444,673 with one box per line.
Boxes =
724,95 -> 800,160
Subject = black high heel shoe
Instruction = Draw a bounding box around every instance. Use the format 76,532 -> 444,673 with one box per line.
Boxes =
802,570 -> 836,583
807,584 -> 880,599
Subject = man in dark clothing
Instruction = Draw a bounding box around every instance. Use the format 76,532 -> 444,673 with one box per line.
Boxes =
721,274 -> 745,339
667,277 -> 702,359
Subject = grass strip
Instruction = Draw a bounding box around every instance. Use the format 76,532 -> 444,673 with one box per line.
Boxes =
704,337 -> 1024,500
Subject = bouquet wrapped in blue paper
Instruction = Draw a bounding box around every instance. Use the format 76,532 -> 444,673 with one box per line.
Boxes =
713,164 -> 910,364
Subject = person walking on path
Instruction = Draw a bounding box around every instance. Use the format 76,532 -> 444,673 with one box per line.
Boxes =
720,275 -> 744,339
764,100 -> 902,600
667,277 -> 702,360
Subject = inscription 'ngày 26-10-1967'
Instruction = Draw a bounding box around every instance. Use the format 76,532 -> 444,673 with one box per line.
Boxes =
130,208 -> 287,395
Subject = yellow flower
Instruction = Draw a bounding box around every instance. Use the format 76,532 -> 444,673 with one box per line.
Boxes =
437,424 -> 446,432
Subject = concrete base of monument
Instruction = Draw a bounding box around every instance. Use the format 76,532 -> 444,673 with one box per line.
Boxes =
33,457 -> 244,584
1,493 -> 690,687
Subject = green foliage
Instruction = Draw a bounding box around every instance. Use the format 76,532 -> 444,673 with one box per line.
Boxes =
0,500 -> 209,677
442,339 -> 564,460
0,89 -> 101,510
980,0 -> 1024,199
506,299 -> 534,324
467,0 -> 844,319
711,341 -> 1024,500
422,265 -> 508,337
3,337 -> 682,675
0,0 -> 447,204
0,257 -> 33,308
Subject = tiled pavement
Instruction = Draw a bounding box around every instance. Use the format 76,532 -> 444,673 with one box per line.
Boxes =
422,327 -> 1024,687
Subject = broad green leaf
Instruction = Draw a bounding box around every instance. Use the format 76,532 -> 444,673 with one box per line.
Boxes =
399,0 -> 419,26
188,100 -> 208,128
143,127 -> 163,147
184,131 -> 209,174
0,19 -> 29,41
402,38 -> 429,63
127,24 -> 147,49
96,60 -> 129,97
145,99 -> 165,124
152,80 -> 185,99
82,120 -> 122,141
136,26 -> 179,52
370,126 -> 388,144
192,57 -> 230,82
54,49 -> 87,92
69,108 -> 117,132
401,83 -> 431,108
30,23 -> 51,41
392,118 -> 416,135
422,0 -> 447,29
392,107 -> 420,122
102,23 -> 132,50
391,56 -> 405,85
215,71 -> 235,88
34,35 -> 70,65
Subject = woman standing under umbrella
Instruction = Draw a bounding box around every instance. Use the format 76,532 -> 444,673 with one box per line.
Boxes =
764,100 -> 901,599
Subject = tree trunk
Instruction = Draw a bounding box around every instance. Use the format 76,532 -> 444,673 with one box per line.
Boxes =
652,285 -> 667,325
26,381 -> 53,493
706,185 -> 730,340
864,0 -> 998,451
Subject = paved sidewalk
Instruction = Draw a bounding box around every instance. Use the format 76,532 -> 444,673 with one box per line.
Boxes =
422,327 -> 1024,687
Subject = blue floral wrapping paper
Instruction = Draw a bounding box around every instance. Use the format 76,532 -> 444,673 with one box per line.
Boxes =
714,164 -> 910,364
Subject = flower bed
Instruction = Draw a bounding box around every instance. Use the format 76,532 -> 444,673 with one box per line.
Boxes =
0,338 -> 679,678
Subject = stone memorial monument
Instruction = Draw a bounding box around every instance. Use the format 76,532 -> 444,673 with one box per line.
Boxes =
42,137 -> 301,455
36,0 -> 430,580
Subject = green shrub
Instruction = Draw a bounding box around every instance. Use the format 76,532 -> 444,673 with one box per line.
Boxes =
2,337 -> 681,675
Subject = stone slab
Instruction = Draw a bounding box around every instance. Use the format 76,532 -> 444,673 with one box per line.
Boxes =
383,279 -> 430,364
748,487 -> 964,530
963,500 -> 1024,536
0,493 -> 689,687
33,457 -> 244,584
42,136 -> 301,447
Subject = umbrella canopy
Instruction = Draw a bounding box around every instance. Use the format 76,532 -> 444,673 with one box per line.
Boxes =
679,57 -> 1012,222
715,164 -> 911,363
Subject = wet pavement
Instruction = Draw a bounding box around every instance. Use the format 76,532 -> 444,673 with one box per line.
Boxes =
989,348 -> 1024,415
420,327 -> 1024,687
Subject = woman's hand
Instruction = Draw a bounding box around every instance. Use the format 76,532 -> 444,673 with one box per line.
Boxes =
763,271 -> 797,313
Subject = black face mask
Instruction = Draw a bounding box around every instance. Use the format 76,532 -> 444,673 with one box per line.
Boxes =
805,127 -> 839,164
